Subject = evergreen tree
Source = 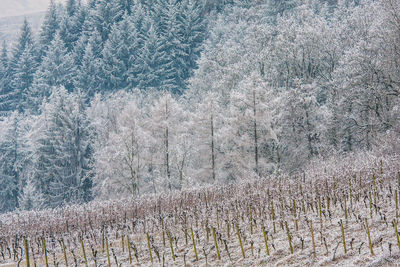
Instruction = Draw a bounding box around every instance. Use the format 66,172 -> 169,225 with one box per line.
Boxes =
126,6 -> 151,88
0,112 -> 29,212
86,0 -> 125,43
2,20 -> 37,114
18,177 -> 44,211
8,19 -> 35,75
0,42 -> 8,86
38,0 -> 59,59
33,87 -> 93,208
177,0 -> 206,78
75,37 -> 102,96
267,0 -> 300,17
117,0 -> 134,15
10,44 -> 39,112
130,1 -> 150,43
59,0 -> 87,52
100,14 -> 141,92
72,28 -> 103,68
28,34 -> 76,111
150,0 -> 190,93
137,24 -> 168,91
158,0 -> 182,93
0,42 -> 9,115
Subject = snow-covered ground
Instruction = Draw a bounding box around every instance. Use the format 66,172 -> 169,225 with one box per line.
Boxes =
0,12 -> 44,45
0,0 -> 66,44
0,154 -> 399,267
0,0 -> 63,18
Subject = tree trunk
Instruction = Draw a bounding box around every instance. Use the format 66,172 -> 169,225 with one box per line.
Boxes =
253,90 -> 259,176
210,113 -> 216,182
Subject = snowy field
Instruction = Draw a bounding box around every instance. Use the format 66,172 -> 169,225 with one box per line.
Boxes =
1,153 -> 400,266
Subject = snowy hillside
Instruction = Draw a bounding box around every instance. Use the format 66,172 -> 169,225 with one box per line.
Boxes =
0,12 -> 44,44
0,0 -> 67,43
0,1 -> 398,265
0,153 -> 399,266
0,0 -> 398,252
0,0 -> 54,18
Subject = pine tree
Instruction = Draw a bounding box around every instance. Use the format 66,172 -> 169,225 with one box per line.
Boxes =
151,0 -> 183,93
100,13 -> 141,92
177,0 -> 206,80
129,1 -> 150,44
267,0 -> 300,17
0,112 -> 28,212
10,45 -> 39,112
33,87 -> 93,208
18,177 -> 44,211
86,0 -> 125,43
59,0 -> 87,52
75,40 -> 102,96
28,34 -> 76,111
117,0 -> 134,15
38,0 -> 59,59
137,23 -> 167,90
1,19 -> 37,113
8,19 -> 35,75
126,6 -> 151,87
0,42 -> 9,115
0,42 -> 7,85
72,28 -> 103,68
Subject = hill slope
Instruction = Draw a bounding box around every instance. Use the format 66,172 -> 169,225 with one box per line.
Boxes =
0,153 -> 399,266
0,12 -> 44,45
0,0 -> 51,18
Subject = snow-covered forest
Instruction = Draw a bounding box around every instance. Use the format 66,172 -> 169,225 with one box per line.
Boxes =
0,0 -> 399,213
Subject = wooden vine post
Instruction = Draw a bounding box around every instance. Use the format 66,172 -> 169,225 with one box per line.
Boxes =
212,227 -> 221,260
80,237 -> 88,267
340,219 -> 347,254
310,220 -> 316,258
127,235 -> 132,264
190,227 -> 198,261
236,224 -> 245,258
102,225 -> 105,252
271,201 -> 276,233
168,231 -> 175,261
293,199 -> 298,231
23,236 -> 30,267
106,237 -> 111,267
368,192 -> 373,218
318,195 -> 322,220
285,221 -> 294,254
262,225 -> 270,256
365,218 -> 374,255
146,233 -> 153,264
344,194 -> 348,222
42,237 -> 49,267
394,220 -> 400,251
396,190 -> 399,219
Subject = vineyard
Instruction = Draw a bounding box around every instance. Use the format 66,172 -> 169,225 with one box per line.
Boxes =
1,153 -> 400,267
